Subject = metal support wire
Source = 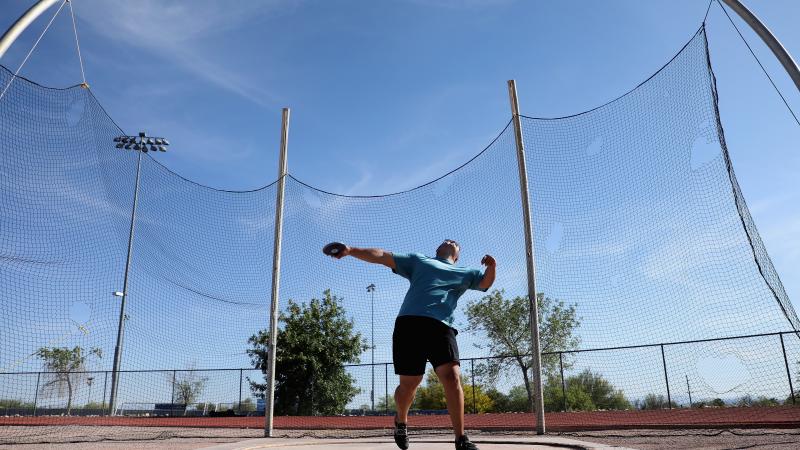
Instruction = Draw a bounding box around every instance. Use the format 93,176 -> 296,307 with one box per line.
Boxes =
66,0 -> 87,87
0,0 -> 88,93
0,0 -> 67,103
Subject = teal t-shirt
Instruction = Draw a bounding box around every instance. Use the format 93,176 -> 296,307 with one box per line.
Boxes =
392,252 -> 487,328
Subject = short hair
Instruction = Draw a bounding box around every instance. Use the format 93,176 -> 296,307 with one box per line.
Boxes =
443,239 -> 460,249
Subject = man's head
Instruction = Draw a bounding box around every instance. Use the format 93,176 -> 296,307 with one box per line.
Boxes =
436,239 -> 460,263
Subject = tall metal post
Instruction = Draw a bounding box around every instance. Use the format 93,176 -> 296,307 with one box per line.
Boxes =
470,359 -> 476,414
33,372 -> 41,417
265,108 -> 290,437
239,369 -> 244,412
507,80 -> 545,434
87,376 -> 94,407
660,344 -> 672,409
101,371 -> 108,416
779,334 -> 796,405
385,363 -> 389,415
367,283 -> 376,411
559,353 -> 567,412
109,150 -> 142,415
686,374 -> 693,408
171,370 -> 176,407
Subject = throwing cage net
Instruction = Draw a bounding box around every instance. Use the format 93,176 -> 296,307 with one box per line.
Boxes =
0,26 -> 798,444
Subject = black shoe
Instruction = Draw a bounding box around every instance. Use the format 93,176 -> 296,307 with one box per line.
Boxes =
393,419 -> 409,450
455,435 -> 478,450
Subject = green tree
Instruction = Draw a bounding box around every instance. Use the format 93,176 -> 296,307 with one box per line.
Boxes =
247,290 -> 366,415
35,346 -> 101,415
238,398 -> 256,412
463,382 -> 495,413
0,399 -> 34,414
414,368 -> 495,413
376,395 -> 396,411
415,369 -> 446,410
484,388 -> 510,412
695,398 -> 726,407
193,401 -> 215,413
635,393 -> 678,410
79,401 -> 107,411
485,385 -> 529,412
465,289 -> 580,412
170,369 -> 208,413
543,369 -> 631,412
735,395 -> 781,407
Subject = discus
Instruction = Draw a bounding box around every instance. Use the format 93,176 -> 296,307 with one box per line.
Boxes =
322,242 -> 347,257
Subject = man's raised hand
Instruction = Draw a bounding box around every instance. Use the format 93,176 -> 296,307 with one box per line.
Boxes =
481,254 -> 496,267
322,242 -> 350,259
334,245 -> 351,259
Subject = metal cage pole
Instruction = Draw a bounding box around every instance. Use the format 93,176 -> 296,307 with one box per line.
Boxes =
0,0 -> 60,60
779,334 -> 796,405
367,283 -> 376,411
265,108 -> 290,437
32,372 -> 41,416
507,80 -> 546,434
719,0 -> 800,93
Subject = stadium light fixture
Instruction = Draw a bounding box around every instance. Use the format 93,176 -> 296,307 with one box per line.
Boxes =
113,131 -> 170,153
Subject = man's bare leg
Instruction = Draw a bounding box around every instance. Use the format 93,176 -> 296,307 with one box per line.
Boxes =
394,375 -> 423,423
435,362 -> 465,438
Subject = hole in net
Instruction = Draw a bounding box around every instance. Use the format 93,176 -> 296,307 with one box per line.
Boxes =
70,301 -> 91,326
303,190 -> 322,209
432,174 -> 456,197
585,136 -> 604,156
66,97 -> 86,127
545,222 -> 564,254
696,353 -> 750,394
690,130 -> 720,170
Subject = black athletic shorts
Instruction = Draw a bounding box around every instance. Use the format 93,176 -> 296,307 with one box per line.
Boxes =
392,315 -> 459,376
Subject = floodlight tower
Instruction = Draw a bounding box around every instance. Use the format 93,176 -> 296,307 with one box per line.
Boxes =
107,132 -> 169,416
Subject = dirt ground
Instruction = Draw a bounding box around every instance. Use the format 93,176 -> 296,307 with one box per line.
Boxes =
1,427 -> 800,450
555,428 -> 800,449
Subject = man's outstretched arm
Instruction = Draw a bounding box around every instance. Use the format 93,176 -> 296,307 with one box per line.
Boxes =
478,255 -> 496,290
335,245 -> 396,269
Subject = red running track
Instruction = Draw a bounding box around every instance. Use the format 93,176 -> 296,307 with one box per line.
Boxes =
1,407 -> 798,431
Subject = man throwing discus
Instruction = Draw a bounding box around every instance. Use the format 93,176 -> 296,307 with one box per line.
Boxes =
327,239 -> 495,450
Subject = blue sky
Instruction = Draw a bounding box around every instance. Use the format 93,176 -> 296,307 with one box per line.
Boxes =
2,0 -> 800,409
1,0 -> 797,298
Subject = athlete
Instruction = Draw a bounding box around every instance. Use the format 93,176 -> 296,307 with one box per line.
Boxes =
330,239 -> 495,450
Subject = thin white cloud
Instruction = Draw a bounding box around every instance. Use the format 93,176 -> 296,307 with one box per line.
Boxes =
404,0 -> 516,8
75,0 -> 289,106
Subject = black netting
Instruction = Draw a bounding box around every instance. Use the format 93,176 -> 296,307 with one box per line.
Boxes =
1,26 -> 798,444
0,67 -> 274,443
521,28 -> 798,346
